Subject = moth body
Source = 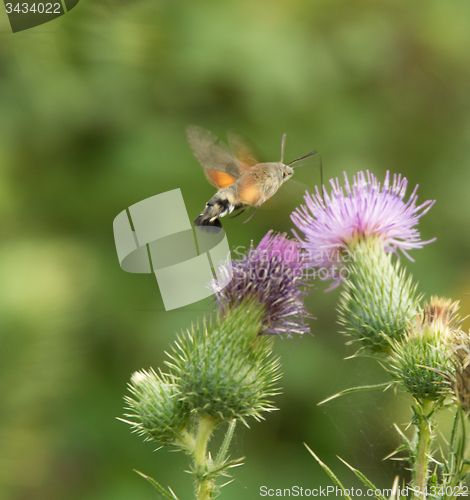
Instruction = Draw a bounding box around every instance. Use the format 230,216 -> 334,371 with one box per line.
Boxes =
187,126 -> 314,227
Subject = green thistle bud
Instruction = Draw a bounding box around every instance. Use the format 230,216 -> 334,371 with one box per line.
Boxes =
167,299 -> 281,424
388,297 -> 459,401
338,238 -> 420,352
122,369 -> 189,445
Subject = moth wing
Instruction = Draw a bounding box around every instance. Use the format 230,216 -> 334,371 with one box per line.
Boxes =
187,125 -> 243,189
262,178 -> 309,210
227,130 -> 261,172
204,170 -> 238,190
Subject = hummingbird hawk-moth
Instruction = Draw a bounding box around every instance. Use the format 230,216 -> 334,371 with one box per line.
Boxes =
187,125 -> 317,227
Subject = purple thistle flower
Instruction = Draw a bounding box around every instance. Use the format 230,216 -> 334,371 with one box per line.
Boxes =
291,171 -> 435,287
213,231 -> 311,337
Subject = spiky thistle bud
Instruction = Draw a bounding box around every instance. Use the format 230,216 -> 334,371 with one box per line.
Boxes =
167,302 -> 281,424
122,370 -> 189,446
337,238 -> 421,351
388,297 -> 459,401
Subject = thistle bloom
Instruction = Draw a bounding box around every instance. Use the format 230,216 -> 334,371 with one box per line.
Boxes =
291,171 -> 435,284
213,231 -> 311,337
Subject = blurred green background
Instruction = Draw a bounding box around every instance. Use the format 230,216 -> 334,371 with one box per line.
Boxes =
1,0 -> 470,498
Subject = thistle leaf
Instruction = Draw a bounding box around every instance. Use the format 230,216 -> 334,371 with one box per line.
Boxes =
134,470 -> 180,500
336,457 -> 387,500
318,382 -> 392,406
305,444 -> 352,500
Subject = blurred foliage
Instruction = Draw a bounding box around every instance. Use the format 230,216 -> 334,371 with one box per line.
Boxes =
1,0 -> 470,499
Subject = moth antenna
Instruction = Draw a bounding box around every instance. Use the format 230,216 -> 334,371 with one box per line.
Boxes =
289,150 -> 317,168
280,134 -> 287,163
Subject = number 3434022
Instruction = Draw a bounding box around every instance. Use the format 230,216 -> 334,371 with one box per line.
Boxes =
5,3 -> 62,14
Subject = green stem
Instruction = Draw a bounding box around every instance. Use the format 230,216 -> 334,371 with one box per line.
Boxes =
413,400 -> 434,499
456,424 -> 470,486
194,414 -> 217,500
462,438 -> 470,472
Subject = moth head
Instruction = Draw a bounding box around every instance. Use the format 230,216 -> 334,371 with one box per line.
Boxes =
281,164 -> 294,181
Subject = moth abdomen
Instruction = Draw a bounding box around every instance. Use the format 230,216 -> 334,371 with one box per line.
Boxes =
194,192 -> 236,227
194,214 -> 223,227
